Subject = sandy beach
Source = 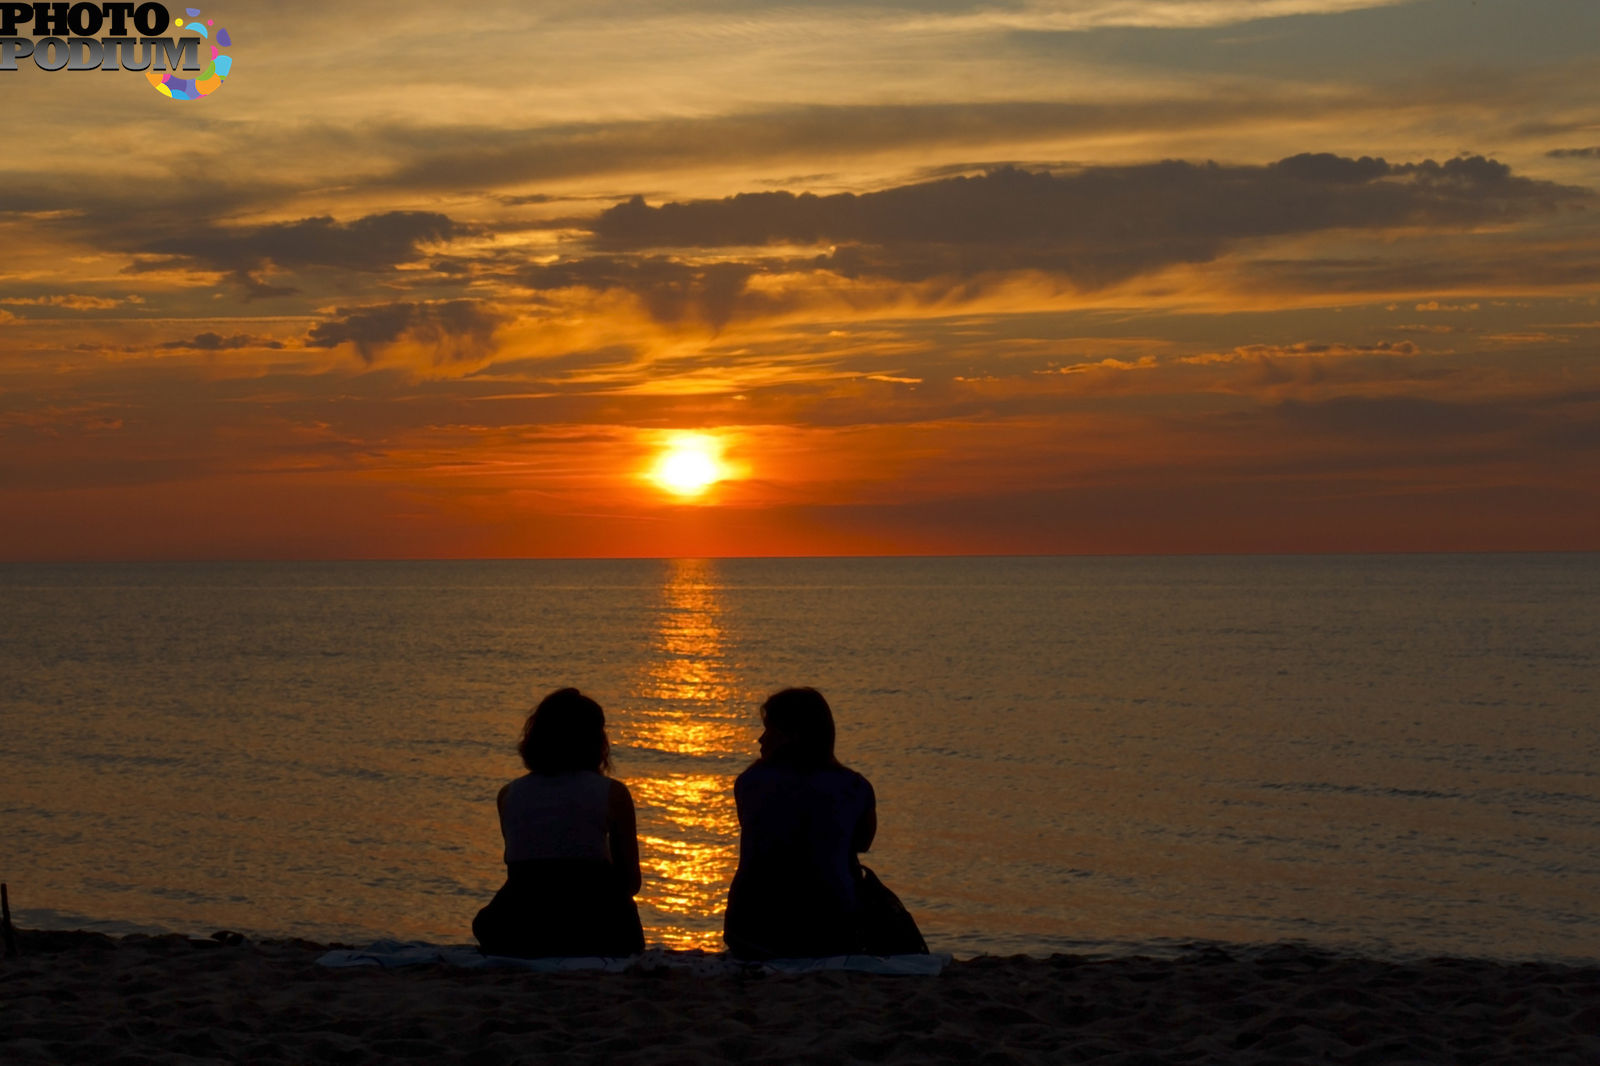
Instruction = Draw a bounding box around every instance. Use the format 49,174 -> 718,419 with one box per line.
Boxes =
3,930 -> 1597,1064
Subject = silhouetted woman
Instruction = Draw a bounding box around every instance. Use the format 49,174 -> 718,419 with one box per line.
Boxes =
473,688 -> 645,957
724,687 -> 876,958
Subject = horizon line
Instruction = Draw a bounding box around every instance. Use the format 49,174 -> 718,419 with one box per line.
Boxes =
2,548 -> 1596,565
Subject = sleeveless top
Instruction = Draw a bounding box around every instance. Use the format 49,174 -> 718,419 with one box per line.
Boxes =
499,771 -> 613,865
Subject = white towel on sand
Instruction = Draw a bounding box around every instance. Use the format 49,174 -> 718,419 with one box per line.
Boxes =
316,940 -> 948,975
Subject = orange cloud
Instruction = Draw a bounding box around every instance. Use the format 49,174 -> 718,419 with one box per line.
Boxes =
1044,355 -> 1160,374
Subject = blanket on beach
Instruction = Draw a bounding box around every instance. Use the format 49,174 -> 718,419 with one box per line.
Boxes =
316,940 -> 949,975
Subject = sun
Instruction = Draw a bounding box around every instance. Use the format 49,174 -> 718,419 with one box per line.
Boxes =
650,433 -> 728,497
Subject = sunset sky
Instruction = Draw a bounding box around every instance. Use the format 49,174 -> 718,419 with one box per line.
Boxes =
3,0 -> 1598,558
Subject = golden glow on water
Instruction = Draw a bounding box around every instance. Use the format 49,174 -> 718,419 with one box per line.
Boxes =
625,559 -> 745,756
621,559 -> 751,950
631,774 -> 739,950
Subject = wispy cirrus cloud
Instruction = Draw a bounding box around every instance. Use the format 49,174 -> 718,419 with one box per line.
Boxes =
0,294 -> 141,311
1044,355 -> 1161,373
1182,340 -> 1421,363
370,92 -> 1400,194
904,0 -> 1421,33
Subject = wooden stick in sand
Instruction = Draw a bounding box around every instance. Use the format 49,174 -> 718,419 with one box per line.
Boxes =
1,882 -> 19,958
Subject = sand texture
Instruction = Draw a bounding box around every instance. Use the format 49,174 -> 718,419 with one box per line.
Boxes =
3,930 -> 1598,1064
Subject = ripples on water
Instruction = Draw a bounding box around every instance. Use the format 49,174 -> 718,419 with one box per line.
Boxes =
2,555 -> 1597,961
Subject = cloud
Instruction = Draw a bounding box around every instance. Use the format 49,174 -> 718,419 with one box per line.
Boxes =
1182,340 -> 1421,364
0,294 -> 138,310
580,155 -> 1588,291
1483,331 -> 1568,345
1045,355 -> 1160,373
374,95 -> 1394,193
597,156 -> 1582,250
518,256 -> 761,329
909,0 -> 1419,33
1547,147 -> 1600,159
131,212 -> 471,297
157,332 -> 287,352
499,154 -> 1591,324
305,300 -> 505,364
1234,241 -> 1600,299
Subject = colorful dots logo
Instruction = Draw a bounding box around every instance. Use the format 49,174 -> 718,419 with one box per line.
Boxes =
147,7 -> 231,100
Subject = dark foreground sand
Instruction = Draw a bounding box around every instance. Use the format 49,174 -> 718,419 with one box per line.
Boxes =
3,930 -> 1598,1064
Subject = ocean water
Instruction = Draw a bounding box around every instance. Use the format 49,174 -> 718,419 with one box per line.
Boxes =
2,555 -> 1597,961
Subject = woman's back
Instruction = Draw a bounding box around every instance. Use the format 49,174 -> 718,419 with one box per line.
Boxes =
499,770 -> 612,864
725,761 -> 876,958
734,762 -> 873,896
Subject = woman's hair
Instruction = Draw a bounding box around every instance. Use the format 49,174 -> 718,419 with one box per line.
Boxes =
760,687 -> 841,770
519,688 -> 611,775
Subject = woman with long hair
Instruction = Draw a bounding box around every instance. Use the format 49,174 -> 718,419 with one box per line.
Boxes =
723,687 -> 877,958
472,688 -> 644,957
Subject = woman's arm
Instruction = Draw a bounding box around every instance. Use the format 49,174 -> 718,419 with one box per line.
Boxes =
853,778 -> 877,854
607,778 -> 644,896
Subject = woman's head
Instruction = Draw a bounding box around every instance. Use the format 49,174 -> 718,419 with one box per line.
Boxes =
519,688 -> 611,775
758,687 -> 839,770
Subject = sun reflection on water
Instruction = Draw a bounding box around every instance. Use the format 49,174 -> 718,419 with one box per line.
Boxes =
625,559 -> 746,756
618,559 -> 752,950
631,774 -> 739,949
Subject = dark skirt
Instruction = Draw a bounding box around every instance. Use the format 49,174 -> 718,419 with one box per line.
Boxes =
473,858 -> 644,958
723,869 -> 861,960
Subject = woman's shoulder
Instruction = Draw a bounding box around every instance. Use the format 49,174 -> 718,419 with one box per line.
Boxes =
733,762 -> 766,797
506,769 -> 611,794
577,769 -> 616,797
835,765 -> 874,800
736,760 -> 768,781
738,761 -> 872,794
815,762 -> 870,785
